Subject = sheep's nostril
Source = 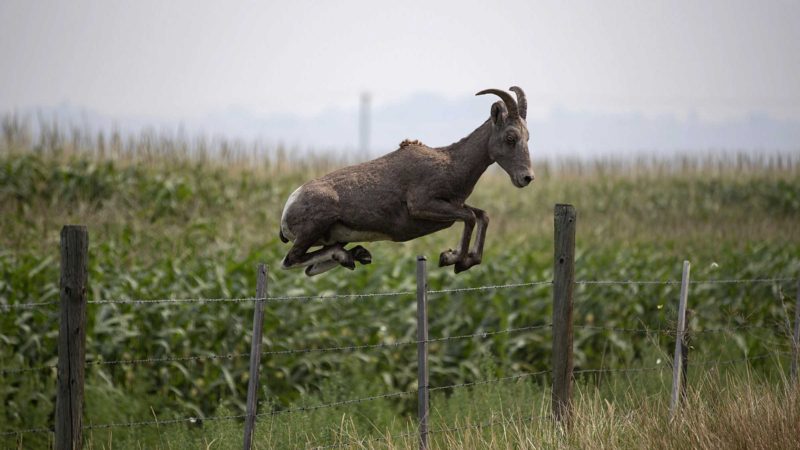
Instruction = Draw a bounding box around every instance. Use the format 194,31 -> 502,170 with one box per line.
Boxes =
523,175 -> 533,184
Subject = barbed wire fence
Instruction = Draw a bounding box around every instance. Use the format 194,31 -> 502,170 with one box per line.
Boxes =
1,216 -> 799,449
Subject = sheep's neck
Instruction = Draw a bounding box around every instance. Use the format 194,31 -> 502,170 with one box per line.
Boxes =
442,120 -> 493,200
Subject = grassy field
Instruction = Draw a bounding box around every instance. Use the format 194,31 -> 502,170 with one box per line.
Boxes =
1,119 -> 799,448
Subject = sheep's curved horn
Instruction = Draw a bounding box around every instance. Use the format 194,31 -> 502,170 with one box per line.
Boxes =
509,86 -> 527,119
476,88 -> 519,118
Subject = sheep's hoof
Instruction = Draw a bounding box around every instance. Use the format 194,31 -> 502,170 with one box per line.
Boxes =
454,254 -> 481,274
332,249 -> 356,270
350,246 -> 372,265
439,249 -> 459,267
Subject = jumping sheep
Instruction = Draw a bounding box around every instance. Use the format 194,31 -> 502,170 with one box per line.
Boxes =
279,86 -> 534,276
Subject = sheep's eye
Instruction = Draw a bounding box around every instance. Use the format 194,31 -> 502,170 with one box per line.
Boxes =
505,135 -> 516,145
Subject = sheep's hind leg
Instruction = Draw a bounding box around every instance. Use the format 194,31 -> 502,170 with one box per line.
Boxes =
305,259 -> 340,276
302,245 -> 371,277
282,239 -> 354,271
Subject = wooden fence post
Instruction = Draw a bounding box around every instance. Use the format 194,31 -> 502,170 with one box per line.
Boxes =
680,309 -> 691,403
670,260 -> 691,418
416,256 -> 429,450
243,264 -> 268,450
55,225 -> 89,450
791,278 -> 800,386
552,204 -> 576,426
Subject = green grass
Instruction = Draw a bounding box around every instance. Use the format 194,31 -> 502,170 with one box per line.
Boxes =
1,119 -> 799,448
11,365 -> 795,449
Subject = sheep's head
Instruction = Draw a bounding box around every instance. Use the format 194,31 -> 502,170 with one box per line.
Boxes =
477,86 -> 534,188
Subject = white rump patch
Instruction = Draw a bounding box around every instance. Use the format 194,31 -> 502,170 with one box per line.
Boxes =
280,186 -> 303,242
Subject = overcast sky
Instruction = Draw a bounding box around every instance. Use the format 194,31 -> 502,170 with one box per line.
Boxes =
2,0 -> 799,124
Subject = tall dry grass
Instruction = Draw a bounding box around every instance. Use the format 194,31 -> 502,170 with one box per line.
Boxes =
318,375 -> 799,450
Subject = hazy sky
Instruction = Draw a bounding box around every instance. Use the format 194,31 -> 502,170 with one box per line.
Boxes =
2,0 -> 799,122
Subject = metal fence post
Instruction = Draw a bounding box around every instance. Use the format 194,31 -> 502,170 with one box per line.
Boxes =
243,264 -> 268,450
552,204 -> 576,426
416,256 -> 429,450
670,260 -> 691,418
55,225 -> 89,450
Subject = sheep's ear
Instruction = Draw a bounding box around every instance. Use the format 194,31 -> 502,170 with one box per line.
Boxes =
490,101 -> 508,126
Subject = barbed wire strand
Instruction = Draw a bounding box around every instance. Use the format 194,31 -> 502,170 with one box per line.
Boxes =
0,364 -> 57,375
87,289 -> 416,306
428,280 -> 552,295
2,389 -> 416,435
572,352 -> 793,377
3,276 -> 794,311
0,323 -> 553,375
693,324 -> 784,334
87,280 -> 554,306
573,323 -> 784,335
429,369 -> 550,392
574,325 -> 673,334
258,389 -> 417,418
0,301 -> 58,310
694,352 -> 792,367
0,427 -> 53,437
4,322 -> 788,375
1,390 -> 543,439
574,366 -> 667,375
577,277 -> 795,286
84,412 -> 246,431
2,351 -> 790,436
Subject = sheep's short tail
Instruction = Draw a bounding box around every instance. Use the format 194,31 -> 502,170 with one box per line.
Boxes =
279,229 -> 289,243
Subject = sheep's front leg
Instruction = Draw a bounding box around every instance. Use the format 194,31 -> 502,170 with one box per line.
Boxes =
454,206 -> 489,273
407,198 -> 476,269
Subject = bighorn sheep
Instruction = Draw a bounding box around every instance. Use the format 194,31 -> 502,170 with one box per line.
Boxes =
279,86 -> 534,276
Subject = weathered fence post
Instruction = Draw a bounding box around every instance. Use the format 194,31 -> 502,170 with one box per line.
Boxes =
670,260 -> 691,418
55,225 -> 88,450
552,204 -> 575,426
243,264 -> 268,450
791,278 -> 800,386
680,309 -> 692,403
416,256 -> 429,450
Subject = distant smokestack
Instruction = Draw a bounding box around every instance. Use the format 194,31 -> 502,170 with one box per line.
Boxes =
359,92 -> 371,159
